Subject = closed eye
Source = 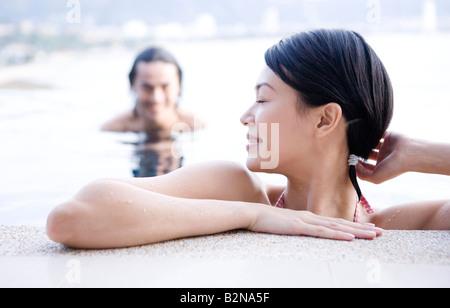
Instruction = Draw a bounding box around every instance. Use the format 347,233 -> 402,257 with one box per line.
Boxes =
256,100 -> 266,104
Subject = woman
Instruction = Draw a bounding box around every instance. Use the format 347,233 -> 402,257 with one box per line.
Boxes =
47,29 -> 450,249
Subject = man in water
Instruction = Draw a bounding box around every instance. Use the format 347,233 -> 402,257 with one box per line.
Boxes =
101,47 -> 204,143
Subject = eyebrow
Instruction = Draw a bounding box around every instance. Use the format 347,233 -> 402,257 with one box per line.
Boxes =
141,82 -> 169,89
255,82 -> 276,92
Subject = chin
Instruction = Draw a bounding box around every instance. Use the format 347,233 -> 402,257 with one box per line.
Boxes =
245,159 -> 260,172
246,158 -> 279,173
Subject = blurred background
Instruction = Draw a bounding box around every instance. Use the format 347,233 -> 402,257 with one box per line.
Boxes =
1,0 -> 449,225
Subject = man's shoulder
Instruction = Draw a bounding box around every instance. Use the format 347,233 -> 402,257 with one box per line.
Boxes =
101,110 -> 142,132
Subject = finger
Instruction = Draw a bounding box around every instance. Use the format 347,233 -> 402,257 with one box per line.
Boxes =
300,224 -> 356,241
302,224 -> 379,241
356,162 -> 374,180
318,214 -> 383,234
327,221 -> 382,238
332,224 -> 380,239
367,150 -> 379,162
368,135 -> 387,161
356,159 -> 392,184
306,215 -> 383,239
374,136 -> 385,152
357,160 -> 375,171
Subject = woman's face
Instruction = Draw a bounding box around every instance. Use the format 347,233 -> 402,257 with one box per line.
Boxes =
240,66 -> 317,174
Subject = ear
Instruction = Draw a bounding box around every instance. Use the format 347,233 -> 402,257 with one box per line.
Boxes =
315,103 -> 343,138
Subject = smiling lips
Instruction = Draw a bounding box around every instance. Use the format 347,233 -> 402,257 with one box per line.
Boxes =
246,133 -> 262,151
247,133 -> 262,142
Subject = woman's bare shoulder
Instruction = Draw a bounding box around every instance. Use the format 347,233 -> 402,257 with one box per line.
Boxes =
109,160 -> 271,204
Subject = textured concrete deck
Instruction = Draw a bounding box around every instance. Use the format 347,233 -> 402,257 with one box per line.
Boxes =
0,226 -> 449,287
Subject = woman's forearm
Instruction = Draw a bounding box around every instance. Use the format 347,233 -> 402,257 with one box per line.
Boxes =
47,179 -> 254,249
404,138 -> 450,176
47,179 -> 383,249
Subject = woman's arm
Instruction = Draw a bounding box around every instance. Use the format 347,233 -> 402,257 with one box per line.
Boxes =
47,180 -> 255,248
370,200 -> 450,230
357,132 -> 450,183
47,161 -> 383,249
47,161 -> 264,248
405,138 -> 450,175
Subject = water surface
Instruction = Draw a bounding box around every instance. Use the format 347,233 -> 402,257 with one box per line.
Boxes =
1,34 -> 449,225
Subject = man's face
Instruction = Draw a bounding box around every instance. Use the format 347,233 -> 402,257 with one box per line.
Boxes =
132,61 -> 181,123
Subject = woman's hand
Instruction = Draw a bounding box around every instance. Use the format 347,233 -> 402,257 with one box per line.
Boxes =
356,132 -> 411,184
357,132 -> 450,184
247,205 -> 383,241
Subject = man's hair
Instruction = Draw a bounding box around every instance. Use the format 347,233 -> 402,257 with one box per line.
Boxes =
128,47 -> 183,87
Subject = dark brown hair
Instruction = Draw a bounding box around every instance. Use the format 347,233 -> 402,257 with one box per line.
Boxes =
129,47 -> 182,87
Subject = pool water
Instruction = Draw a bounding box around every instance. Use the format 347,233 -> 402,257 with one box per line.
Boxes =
1,34 -> 449,225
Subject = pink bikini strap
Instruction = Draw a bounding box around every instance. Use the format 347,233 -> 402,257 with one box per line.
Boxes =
354,195 -> 375,223
274,190 -> 286,208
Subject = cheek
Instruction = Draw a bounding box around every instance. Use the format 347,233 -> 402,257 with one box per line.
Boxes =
136,89 -> 147,100
279,116 -> 315,158
162,93 -> 175,108
168,85 -> 181,101
254,106 -> 295,149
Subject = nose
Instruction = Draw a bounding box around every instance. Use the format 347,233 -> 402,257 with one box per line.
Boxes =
240,106 -> 255,127
149,87 -> 165,105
